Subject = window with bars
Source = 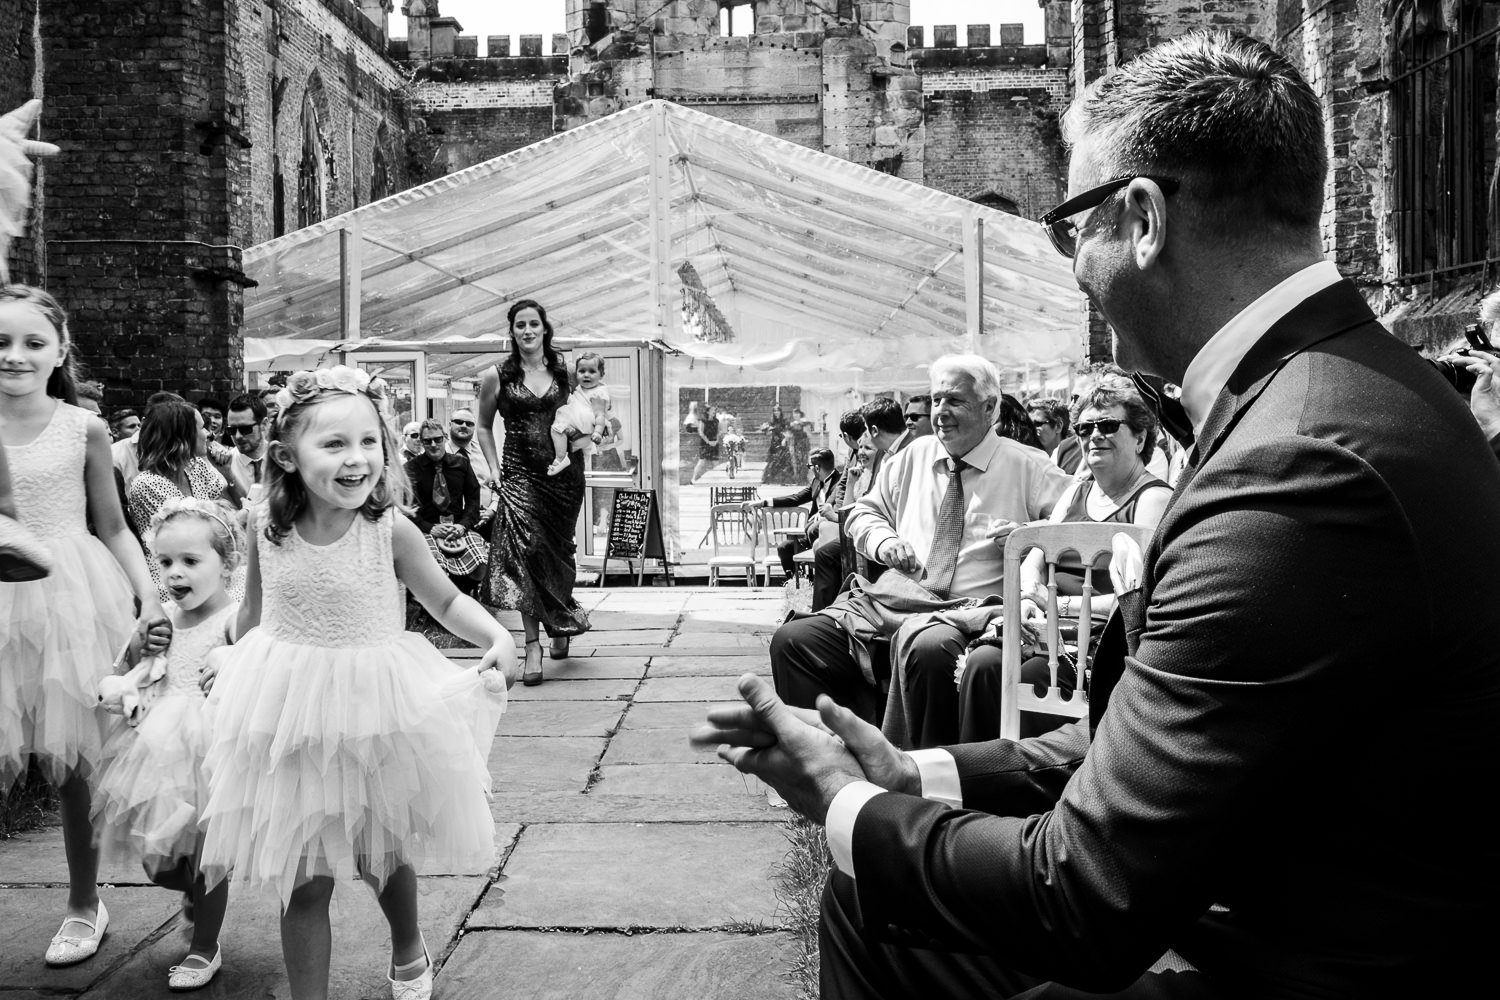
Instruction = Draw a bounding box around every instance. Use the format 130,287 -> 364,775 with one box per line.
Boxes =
1390,0 -> 1499,280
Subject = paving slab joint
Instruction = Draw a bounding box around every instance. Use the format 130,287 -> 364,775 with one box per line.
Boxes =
439,823 -> 529,975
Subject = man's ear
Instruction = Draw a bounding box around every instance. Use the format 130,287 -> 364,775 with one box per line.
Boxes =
1124,178 -> 1170,270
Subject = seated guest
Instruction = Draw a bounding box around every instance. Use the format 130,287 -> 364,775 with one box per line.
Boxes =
996,392 -> 1046,452
902,394 -> 933,438
1028,395 -> 1082,473
400,420 -> 423,460
861,396 -> 910,465
405,418 -> 486,595
806,410 -> 866,611
770,354 -> 1071,740
742,448 -> 840,585
957,374 -> 1171,741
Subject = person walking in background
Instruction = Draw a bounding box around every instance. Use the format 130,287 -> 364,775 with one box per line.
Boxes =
788,407 -> 814,470
760,403 -> 798,484
690,403 -> 721,484
477,299 -> 592,686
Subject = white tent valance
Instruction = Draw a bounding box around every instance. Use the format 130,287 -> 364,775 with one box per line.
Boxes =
243,100 -> 1085,379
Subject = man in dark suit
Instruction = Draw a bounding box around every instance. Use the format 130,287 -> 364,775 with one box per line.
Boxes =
743,447 -> 838,579
694,31 -> 1500,998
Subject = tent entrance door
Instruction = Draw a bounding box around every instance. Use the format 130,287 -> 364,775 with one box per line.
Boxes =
346,352 -> 427,432
577,344 -> 665,577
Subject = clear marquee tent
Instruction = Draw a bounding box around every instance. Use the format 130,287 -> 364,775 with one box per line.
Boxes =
242,99 -> 1087,565
243,99 -> 1084,380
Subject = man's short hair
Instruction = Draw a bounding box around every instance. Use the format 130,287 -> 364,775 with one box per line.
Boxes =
109,407 -> 138,428
907,394 -> 931,409
861,397 -> 905,436
197,396 -> 225,415
146,391 -> 184,410
227,393 -> 268,424
419,418 -> 445,439
838,409 -> 866,440
809,448 -> 835,471
1028,396 -> 1071,432
1063,31 -> 1325,235
929,354 -> 1002,405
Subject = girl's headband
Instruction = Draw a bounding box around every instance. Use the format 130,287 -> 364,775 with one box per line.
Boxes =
150,495 -> 239,550
274,365 -> 388,417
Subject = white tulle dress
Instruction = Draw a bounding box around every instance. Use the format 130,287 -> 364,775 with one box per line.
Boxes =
199,509 -> 505,902
1,402 -> 136,792
93,601 -> 236,867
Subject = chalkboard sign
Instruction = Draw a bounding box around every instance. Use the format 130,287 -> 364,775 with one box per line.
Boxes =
601,488 -> 671,586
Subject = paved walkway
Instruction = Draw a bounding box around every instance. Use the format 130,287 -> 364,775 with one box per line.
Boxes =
0,587 -> 794,999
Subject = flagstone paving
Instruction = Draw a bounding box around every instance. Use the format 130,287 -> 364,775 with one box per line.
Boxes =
0,587 -> 792,1000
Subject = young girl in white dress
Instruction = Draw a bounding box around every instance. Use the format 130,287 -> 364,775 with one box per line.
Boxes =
547,352 -> 611,475
93,496 -> 241,990
0,284 -> 168,967
198,366 -> 517,1000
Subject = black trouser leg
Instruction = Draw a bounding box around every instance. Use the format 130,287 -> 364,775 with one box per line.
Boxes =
769,614 -> 879,722
902,623 -> 967,749
811,536 -> 843,611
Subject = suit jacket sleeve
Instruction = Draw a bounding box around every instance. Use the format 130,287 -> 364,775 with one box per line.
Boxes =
771,483 -> 815,508
404,457 -> 434,533
457,459 -> 481,531
847,436 -> 1421,990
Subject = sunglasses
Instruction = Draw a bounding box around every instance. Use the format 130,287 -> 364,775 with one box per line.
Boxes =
1038,175 -> 1179,258
1075,419 -> 1125,438
420,437 -> 446,445
227,424 -> 258,436
450,418 -> 474,426
903,412 -> 926,422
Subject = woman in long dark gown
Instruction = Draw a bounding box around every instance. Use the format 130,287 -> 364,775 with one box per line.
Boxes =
760,404 -> 798,485
477,299 -> 589,685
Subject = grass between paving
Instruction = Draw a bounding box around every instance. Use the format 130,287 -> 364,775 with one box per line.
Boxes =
772,815 -> 833,1000
1,762 -> 58,838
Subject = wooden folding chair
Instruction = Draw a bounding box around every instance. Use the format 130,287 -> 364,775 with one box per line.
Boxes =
756,506 -> 809,586
999,522 -> 1154,740
707,502 -> 761,586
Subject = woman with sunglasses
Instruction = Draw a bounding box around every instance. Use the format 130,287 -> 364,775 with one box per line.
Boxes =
958,374 -> 1170,742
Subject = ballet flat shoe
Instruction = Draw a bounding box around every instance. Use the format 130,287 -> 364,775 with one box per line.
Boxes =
44,901 -> 109,967
388,939 -> 433,1000
168,946 -> 222,991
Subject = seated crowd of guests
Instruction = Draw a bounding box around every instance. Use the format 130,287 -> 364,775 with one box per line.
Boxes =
761,353 -> 1368,750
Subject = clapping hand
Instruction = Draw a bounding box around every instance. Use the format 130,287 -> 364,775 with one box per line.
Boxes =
689,674 -> 919,824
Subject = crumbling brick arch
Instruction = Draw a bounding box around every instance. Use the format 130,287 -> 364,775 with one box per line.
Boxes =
297,70 -> 334,228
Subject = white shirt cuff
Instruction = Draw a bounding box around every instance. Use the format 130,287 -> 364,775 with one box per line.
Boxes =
909,748 -> 962,809
826,781 -> 885,878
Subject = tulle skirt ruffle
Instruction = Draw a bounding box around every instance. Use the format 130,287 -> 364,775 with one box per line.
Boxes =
199,628 -> 505,903
0,531 -> 135,791
92,692 -> 209,866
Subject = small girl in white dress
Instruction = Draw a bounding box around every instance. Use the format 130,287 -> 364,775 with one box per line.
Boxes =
547,352 -> 611,475
198,366 -> 517,1000
93,496 -> 242,991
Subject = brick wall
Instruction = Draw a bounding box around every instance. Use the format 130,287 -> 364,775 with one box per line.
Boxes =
238,0 -> 412,244
39,0 -> 248,411
920,76 -> 1068,215
1,0 -> 40,284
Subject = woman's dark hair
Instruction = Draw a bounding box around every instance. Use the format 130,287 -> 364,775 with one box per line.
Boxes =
499,299 -> 569,392
995,393 -> 1045,452
137,400 -> 202,477
262,389 -> 407,545
0,284 -> 79,405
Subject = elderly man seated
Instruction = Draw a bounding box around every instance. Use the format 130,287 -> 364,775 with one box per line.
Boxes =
769,354 -> 1072,746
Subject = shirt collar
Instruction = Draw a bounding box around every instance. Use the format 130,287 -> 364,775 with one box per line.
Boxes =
929,430 -> 1002,474
1180,260 -> 1343,439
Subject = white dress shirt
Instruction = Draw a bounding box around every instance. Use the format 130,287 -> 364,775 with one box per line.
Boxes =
847,433 -> 1072,599
827,260 -> 1348,878
1179,260 -> 1343,439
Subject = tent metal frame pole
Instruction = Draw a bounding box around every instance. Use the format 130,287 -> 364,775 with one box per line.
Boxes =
964,210 -> 984,350
649,102 -> 672,338
340,216 -> 362,342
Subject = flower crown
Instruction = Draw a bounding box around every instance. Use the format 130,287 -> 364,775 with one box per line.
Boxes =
150,495 -> 240,551
275,365 -> 388,415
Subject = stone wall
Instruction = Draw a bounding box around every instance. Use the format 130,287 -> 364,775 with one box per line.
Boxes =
37,0 -> 249,409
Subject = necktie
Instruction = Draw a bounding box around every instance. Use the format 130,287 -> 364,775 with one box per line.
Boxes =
921,457 -> 967,598
432,464 -> 451,511
250,458 -> 262,484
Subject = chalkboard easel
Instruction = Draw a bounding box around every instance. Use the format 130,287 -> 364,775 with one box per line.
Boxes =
600,488 -> 672,587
